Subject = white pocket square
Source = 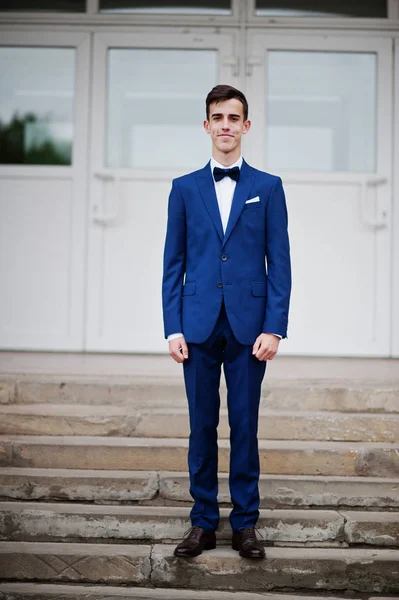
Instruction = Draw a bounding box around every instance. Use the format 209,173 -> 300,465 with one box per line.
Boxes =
245,196 -> 260,204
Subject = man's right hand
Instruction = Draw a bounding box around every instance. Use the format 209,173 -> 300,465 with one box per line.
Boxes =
168,336 -> 189,363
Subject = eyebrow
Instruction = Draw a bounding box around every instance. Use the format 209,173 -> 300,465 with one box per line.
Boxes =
211,112 -> 241,118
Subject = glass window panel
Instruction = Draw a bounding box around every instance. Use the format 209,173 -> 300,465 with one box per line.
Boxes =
0,0 -> 85,12
256,1 -> 387,18
0,47 -> 75,165
100,0 -> 230,14
107,49 -> 217,169
267,51 -> 376,172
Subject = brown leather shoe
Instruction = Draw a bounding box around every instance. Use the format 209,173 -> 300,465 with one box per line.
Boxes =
232,527 -> 265,559
174,526 -> 216,558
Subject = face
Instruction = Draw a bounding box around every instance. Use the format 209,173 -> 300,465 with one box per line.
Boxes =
203,98 -> 251,157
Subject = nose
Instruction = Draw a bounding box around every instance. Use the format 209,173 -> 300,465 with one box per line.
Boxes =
221,117 -> 230,130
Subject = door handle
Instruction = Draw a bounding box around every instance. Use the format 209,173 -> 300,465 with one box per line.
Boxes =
360,176 -> 388,229
92,172 -> 118,225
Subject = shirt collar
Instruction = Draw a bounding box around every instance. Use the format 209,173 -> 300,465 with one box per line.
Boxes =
210,155 -> 243,175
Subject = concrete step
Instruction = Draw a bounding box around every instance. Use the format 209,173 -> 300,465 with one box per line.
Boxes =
1,468 -> 398,510
0,405 -> 398,442
1,375 -> 398,413
0,503 -> 344,546
1,436 -> 398,477
1,585 -> 398,600
0,542 -> 397,594
159,471 -> 399,510
1,502 -> 398,547
1,584 -> 395,600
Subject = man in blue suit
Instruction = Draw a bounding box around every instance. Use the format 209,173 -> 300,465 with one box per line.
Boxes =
162,85 -> 291,559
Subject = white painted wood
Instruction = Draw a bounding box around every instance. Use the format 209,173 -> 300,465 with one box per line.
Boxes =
245,34 -> 393,356
388,0 -> 399,20
0,31 -> 90,351
86,31 -> 239,352
87,0 -> 99,15
392,38 -> 399,357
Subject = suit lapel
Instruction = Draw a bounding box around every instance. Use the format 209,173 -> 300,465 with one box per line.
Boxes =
196,162 -> 224,243
223,159 -> 255,247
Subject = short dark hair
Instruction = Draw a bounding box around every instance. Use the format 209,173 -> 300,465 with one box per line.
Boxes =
206,84 -> 249,121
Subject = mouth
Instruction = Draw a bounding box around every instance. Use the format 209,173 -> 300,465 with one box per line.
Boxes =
218,134 -> 233,138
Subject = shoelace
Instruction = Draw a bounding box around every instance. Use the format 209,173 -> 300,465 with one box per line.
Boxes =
238,526 -> 264,539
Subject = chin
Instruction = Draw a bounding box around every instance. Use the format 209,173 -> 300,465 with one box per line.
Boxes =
217,142 -> 234,151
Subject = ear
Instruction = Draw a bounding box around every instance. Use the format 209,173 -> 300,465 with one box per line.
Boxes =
203,119 -> 211,134
242,119 -> 251,134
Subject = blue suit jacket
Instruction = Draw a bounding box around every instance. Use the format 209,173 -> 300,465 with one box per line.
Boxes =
162,159 -> 291,345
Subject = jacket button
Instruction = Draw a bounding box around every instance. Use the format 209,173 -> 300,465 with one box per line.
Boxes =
217,282 -> 223,288
221,255 -> 228,261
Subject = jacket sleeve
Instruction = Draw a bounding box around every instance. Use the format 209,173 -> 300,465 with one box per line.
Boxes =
162,179 -> 187,338
263,177 -> 292,338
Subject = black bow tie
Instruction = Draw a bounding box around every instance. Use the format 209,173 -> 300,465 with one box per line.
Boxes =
213,166 -> 240,183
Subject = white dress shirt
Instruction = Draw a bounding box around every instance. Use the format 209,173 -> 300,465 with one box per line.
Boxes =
167,157 -> 281,341
211,155 -> 242,233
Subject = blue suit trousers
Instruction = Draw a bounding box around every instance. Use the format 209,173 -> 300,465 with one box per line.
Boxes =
183,301 -> 267,533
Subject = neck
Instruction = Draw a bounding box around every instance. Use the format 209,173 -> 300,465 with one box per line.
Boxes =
212,147 -> 241,167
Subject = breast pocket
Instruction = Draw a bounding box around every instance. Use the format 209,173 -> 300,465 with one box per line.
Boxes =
243,201 -> 261,210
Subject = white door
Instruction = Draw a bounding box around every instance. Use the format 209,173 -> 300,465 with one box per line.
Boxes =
246,34 -> 393,356
86,31 -> 239,352
0,31 -> 90,350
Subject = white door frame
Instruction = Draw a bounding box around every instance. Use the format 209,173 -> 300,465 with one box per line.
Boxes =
0,30 -> 91,350
0,24 -> 397,356
393,38 -> 399,357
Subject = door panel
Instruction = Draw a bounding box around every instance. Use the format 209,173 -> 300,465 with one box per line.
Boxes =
285,176 -> 388,355
86,32 -> 238,351
0,32 -> 90,350
246,35 -> 392,356
88,179 -> 168,352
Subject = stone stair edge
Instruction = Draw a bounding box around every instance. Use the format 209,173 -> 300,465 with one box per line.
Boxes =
3,373 -> 399,388
1,466 -> 398,483
0,374 -> 184,385
0,500 -> 346,518
0,583 -> 389,600
1,500 -> 398,519
1,540 -> 398,556
2,404 -> 399,417
1,435 -> 398,448
0,541 -> 398,563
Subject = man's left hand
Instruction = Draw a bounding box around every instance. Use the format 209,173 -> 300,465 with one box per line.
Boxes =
252,333 -> 280,361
